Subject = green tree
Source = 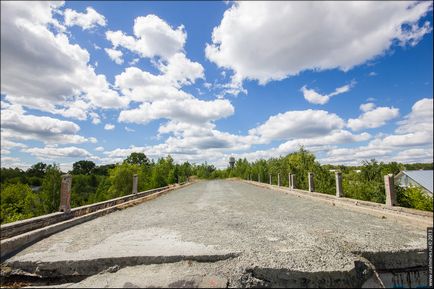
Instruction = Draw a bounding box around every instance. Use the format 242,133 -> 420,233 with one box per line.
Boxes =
124,152 -> 150,167
0,183 -> 41,224
39,164 -> 62,213
72,160 -> 96,175
26,162 -> 47,178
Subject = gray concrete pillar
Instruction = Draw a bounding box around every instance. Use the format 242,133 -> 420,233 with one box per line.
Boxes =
269,174 -> 272,185
258,173 -> 261,183
308,172 -> 315,192
59,174 -> 72,213
291,174 -> 296,189
278,173 -> 281,187
132,174 -> 138,194
335,172 -> 343,197
384,174 -> 396,206
288,173 -> 291,188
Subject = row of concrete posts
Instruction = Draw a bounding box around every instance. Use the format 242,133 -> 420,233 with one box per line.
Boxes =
247,172 -> 397,207
58,173 -> 155,213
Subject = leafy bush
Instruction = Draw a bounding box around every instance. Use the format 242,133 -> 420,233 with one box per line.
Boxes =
396,186 -> 433,211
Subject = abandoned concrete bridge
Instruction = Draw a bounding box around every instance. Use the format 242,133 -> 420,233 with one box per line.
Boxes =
1,179 -> 432,288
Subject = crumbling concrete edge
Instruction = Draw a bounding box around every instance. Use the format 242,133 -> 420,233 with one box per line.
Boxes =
241,180 -> 433,229
1,252 -> 240,279
0,182 -> 194,260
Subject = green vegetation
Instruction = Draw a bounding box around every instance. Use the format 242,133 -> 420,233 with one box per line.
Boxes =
0,153 -> 193,224
1,149 -> 432,224
204,148 -> 432,211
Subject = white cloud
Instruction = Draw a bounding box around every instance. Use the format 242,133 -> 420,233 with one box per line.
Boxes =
359,102 -> 376,112
276,130 -> 371,153
95,146 -> 105,152
0,1 -> 128,120
125,126 -> 135,132
395,98 -> 433,134
206,1 -> 432,84
129,58 -> 139,65
104,123 -> 115,130
347,106 -> 399,131
118,98 -> 234,125
391,148 -> 433,163
301,82 -> 353,105
105,48 -> 124,65
64,7 -> 106,30
158,53 -> 204,86
24,146 -> 92,159
1,149 -> 11,155
89,112 -> 101,125
249,109 -> 345,141
1,105 -> 95,145
106,14 -> 186,59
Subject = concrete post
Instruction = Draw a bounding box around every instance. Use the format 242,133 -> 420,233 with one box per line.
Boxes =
335,172 -> 343,197
59,174 -> 72,213
384,174 -> 396,206
258,173 -> 261,183
288,173 -> 291,188
291,174 -> 296,189
308,172 -> 315,192
132,174 -> 138,194
278,173 -> 281,187
269,174 -> 272,185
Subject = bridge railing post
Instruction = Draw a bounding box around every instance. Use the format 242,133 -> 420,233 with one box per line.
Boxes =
335,172 -> 343,197
269,174 -> 272,185
291,174 -> 296,189
308,172 -> 315,192
384,174 -> 396,206
288,173 -> 291,188
59,174 -> 72,213
132,174 -> 138,194
278,173 -> 281,187
258,173 -> 261,183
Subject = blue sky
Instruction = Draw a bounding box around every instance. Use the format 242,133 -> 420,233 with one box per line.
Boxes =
1,1 -> 433,171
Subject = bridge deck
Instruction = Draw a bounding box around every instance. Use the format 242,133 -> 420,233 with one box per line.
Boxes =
2,180 -> 430,287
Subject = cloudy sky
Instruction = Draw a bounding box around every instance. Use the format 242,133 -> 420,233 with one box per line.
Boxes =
1,1 -> 433,171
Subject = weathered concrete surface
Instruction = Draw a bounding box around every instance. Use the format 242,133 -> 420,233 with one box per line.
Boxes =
1,180 -> 430,287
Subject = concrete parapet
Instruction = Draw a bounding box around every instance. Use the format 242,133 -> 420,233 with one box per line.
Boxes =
308,172 -> 314,192
290,174 -> 296,190
335,172 -> 343,198
288,173 -> 291,188
132,174 -> 138,194
384,174 -> 396,207
59,175 -> 72,213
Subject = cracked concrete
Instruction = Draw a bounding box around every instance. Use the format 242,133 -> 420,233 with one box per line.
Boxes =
1,180 -> 431,288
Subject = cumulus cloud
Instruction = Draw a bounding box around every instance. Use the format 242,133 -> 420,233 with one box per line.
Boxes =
395,98 -> 433,134
206,1 -> 432,84
104,123 -> 115,130
64,7 -> 106,30
105,48 -> 124,65
249,109 -> 345,141
119,98 -> 234,125
347,106 -> 399,131
106,14 -> 186,59
359,102 -> 376,112
0,1 -> 128,119
95,146 -> 105,152
24,146 -> 92,159
301,82 -> 354,105
1,104 -> 96,145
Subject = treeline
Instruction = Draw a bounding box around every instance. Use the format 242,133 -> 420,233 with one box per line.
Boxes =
197,148 -> 433,211
0,153 -> 194,224
1,149 -> 432,224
